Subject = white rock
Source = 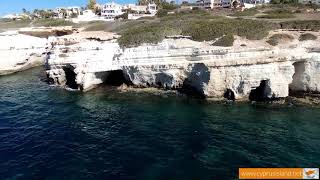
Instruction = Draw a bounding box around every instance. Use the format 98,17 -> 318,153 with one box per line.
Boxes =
46,31 -> 320,101
0,32 -> 48,75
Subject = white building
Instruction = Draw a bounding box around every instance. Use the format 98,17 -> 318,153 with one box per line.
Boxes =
129,5 -> 148,13
101,2 -> 124,20
73,9 -> 99,22
54,7 -> 81,19
123,3 -> 157,14
298,0 -> 320,5
198,0 -> 269,8
221,0 -> 232,7
100,2 -> 157,21
147,3 -> 158,14
67,7 -> 81,17
2,14 -> 24,20
196,0 -> 222,8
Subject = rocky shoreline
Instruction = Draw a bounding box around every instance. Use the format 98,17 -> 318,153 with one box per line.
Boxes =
76,83 -> 320,107
1,27 -> 320,103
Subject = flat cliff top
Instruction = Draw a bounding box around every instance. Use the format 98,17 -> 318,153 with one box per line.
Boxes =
44,28 -> 320,75
61,31 -> 119,41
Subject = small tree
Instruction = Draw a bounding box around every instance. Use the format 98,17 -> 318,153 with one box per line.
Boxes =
33,9 -> 39,14
232,0 -> 239,8
161,2 -> 178,10
94,6 -> 102,15
138,0 -> 148,5
71,13 -> 78,18
22,8 -> 27,14
182,1 -> 189,5
60,9 -> 67,18
87,0 -> 97,10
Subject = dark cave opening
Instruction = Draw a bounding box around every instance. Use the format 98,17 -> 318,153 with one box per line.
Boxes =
249,80 -> 273,101
63,66 -> 78,89
103,70 -> 128,86
178,63 -> 210,99
179,82 -> 206,99
289,61 -> 306,96
224,89 -> 235,101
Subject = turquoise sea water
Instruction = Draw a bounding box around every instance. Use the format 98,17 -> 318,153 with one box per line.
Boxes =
0,67 -> 320,180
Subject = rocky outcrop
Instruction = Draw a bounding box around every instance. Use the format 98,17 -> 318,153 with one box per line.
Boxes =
0,31 -> 47,75
290,60 -> 320,93
1,26 -> 319,101
18,26 -> 74,38
46,30 -> 320,101
122,61 -> 296,100
45,31 -> 119,90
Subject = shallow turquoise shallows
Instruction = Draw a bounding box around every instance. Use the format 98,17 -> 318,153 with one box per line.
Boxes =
0,67 -> 320,180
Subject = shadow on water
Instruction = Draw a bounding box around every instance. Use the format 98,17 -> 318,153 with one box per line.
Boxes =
0,67 -> 320,180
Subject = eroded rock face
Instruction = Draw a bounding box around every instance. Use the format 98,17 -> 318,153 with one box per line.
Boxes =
45,30 -> 320,101
122,64 -> 188,89
290,60 -> 320,93
46,69 -> 66,86
75,71 -> 110,91
0,31 -> 48,75
123,61 -> 295,100
184,63 -> 211,96
206,61 -> 295,100
45,32 -> 120,90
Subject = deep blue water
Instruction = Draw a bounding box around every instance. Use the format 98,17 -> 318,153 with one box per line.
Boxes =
0,67 -> 320,180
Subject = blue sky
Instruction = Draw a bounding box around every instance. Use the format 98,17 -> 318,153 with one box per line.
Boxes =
0,0 -> 137,16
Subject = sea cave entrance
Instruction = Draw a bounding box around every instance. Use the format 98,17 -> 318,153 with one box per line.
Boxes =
249,80 -> 272,101
224,89 -> 235,101
63,66 -> 78,89
102,70 -> 128,86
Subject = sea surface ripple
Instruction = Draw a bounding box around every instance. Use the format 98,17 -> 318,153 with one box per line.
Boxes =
0,67 -> 320,180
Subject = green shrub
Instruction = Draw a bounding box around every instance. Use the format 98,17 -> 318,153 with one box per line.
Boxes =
257,9 -> 295,19
83,21 -> 108,31
299,33 -> 317,41
231,9 -> 259,17
32,19 -> 75,27
271,0 -> 298,4
161,2 -> 178,10
183,19 -> 275,41
212,34 -> 234,47
157,9 -> 169,17
115,13 -> 129,20
192,7 -> 200,11
266,33 -> 294,46
117,11 -> 276,47
280,20 -> 320,31
0,19 -> 31,30
118,25 -> 181,47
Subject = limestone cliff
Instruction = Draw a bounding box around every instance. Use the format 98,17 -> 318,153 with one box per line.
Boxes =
1,26 -> 319,101
45,30 -> 320,101
0,31 -> 48,75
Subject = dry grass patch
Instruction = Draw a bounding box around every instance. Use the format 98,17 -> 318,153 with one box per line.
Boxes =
212,34 -> 234,47
299,33 -> 317,41
266,33 -> 294,46
257,9 -> 295,19
32,19 -> 75,27
117,10 -> 277,47
280,20 -> 320,31
230,9 -> 259,17
0,19 -> 31,31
